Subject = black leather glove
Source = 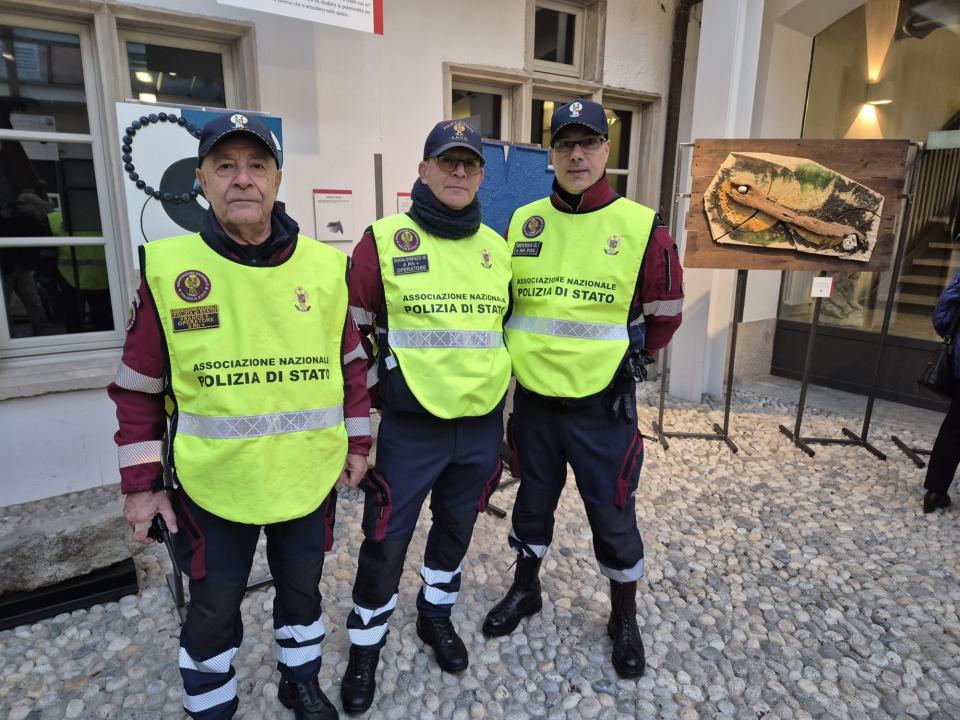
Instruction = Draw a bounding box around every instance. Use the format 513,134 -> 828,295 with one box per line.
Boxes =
627,348 -> 655,383
607,391 -> 637,424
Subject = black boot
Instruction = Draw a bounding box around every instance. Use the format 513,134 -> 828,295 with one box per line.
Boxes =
340,644 -> 380,714
278,676 -> 339,720
607,579 -> 645,679
923,489 -> 951,513
482,557 -> 542,637
416,615 -> 468,672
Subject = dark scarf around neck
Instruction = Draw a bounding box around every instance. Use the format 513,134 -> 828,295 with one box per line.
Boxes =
408,178 -> 481,239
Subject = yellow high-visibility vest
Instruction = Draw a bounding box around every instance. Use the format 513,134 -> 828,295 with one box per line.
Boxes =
506,197 -> 654,398
372,214 -> 511,418
144,233 -> 348,524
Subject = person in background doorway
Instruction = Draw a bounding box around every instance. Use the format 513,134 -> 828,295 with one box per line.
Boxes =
923,266 -> 960,513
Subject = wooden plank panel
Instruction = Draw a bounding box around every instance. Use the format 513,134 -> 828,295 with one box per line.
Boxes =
682,139 -> 912,271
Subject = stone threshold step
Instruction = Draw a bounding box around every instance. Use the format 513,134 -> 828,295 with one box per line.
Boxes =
0,557 -> 138,631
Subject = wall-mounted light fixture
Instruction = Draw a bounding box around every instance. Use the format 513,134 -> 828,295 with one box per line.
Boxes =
866,80 -> 894,105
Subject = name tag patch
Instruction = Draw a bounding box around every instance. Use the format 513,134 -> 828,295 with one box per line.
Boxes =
513,241 -> 542,257
172,304 -> 220,332
393,254 -> 429,275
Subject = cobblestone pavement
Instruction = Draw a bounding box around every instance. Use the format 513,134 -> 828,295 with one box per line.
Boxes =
2,386 -> 958,719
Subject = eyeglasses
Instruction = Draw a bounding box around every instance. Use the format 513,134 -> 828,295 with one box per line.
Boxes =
434,153 -> 484,175
552,136 -> 606,155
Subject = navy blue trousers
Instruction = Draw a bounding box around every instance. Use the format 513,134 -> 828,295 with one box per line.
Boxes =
172,489 -> 335,719
346,403 -> 504,648
507,386 -> 645,582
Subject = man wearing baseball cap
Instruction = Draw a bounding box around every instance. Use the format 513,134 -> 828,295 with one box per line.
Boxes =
482,99 -> 684,679
110,112 -> 371,719
338,120 -> 511,713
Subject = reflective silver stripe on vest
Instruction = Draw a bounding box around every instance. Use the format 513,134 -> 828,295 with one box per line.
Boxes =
177,407 -> 344,439
505,315 -> 628,341
388,329 -> 504,349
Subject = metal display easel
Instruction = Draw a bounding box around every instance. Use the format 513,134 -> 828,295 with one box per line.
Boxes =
890,436 -> 930,468
652,142 -> 740,453
779,143 -> 923,458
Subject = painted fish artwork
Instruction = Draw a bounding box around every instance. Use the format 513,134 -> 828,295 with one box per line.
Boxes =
703,152 -> 884,262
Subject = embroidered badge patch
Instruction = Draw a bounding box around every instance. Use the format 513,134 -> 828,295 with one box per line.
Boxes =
522,216 -> 545,238
392,254 -> 429,275
480,249 -> 493,269
294,286 -> 311,312
394,228 -> 421,252
174,270 -> 211,302
512,241 -> 542,257
171,304 -> 220,332
604,235 -> 621,256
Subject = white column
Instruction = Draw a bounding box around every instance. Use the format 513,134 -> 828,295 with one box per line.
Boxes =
669,0 -> 765,401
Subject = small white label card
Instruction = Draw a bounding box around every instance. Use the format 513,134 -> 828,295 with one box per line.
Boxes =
811,276 -> 835,298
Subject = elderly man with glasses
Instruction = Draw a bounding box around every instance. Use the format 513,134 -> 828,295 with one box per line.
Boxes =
482,99 -> 684,679
338,120 -> 511,713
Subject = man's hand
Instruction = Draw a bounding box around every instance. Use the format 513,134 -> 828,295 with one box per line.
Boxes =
337,453 -> 368,489
123,490 -> 178,544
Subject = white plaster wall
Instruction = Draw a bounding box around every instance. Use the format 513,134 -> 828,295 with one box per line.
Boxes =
603,0 -> 675,93
1,390 -> 118,507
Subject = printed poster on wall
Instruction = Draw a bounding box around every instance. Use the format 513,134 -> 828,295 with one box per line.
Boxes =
313,189 -> 354,248
218,0 -> 384,34
115,102 -> 283,268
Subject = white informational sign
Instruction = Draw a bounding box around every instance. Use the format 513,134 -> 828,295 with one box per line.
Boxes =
313,189 -> 354,247
811,276 -> 835,298
397,192 -> 412,213
218,0 -> 383,34
115,102 -> 283,268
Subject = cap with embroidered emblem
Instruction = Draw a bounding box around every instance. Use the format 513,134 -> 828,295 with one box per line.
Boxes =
550,99 -> 609,145
197,113 -> 282,168
423,120 -> 483,160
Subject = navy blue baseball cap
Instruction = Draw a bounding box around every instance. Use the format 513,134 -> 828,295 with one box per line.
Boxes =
550,99 -> 609,145
423,120 -> 483,160
197,112 -> 281,168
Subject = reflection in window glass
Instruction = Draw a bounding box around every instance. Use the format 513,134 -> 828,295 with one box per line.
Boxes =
0,141 -> 102,236
0,25 -> 89,133
452,89 -> 502,140
534,7 -> 576,64
530,99 -> 559,147
126,42 -> 226,107
605,109 -> 631,170
1,244 -> 113,337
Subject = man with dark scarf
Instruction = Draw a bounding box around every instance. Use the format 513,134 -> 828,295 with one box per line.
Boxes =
338,120 -> 512,714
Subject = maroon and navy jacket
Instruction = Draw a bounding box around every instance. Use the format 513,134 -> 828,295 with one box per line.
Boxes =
109,208 -> 371,495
